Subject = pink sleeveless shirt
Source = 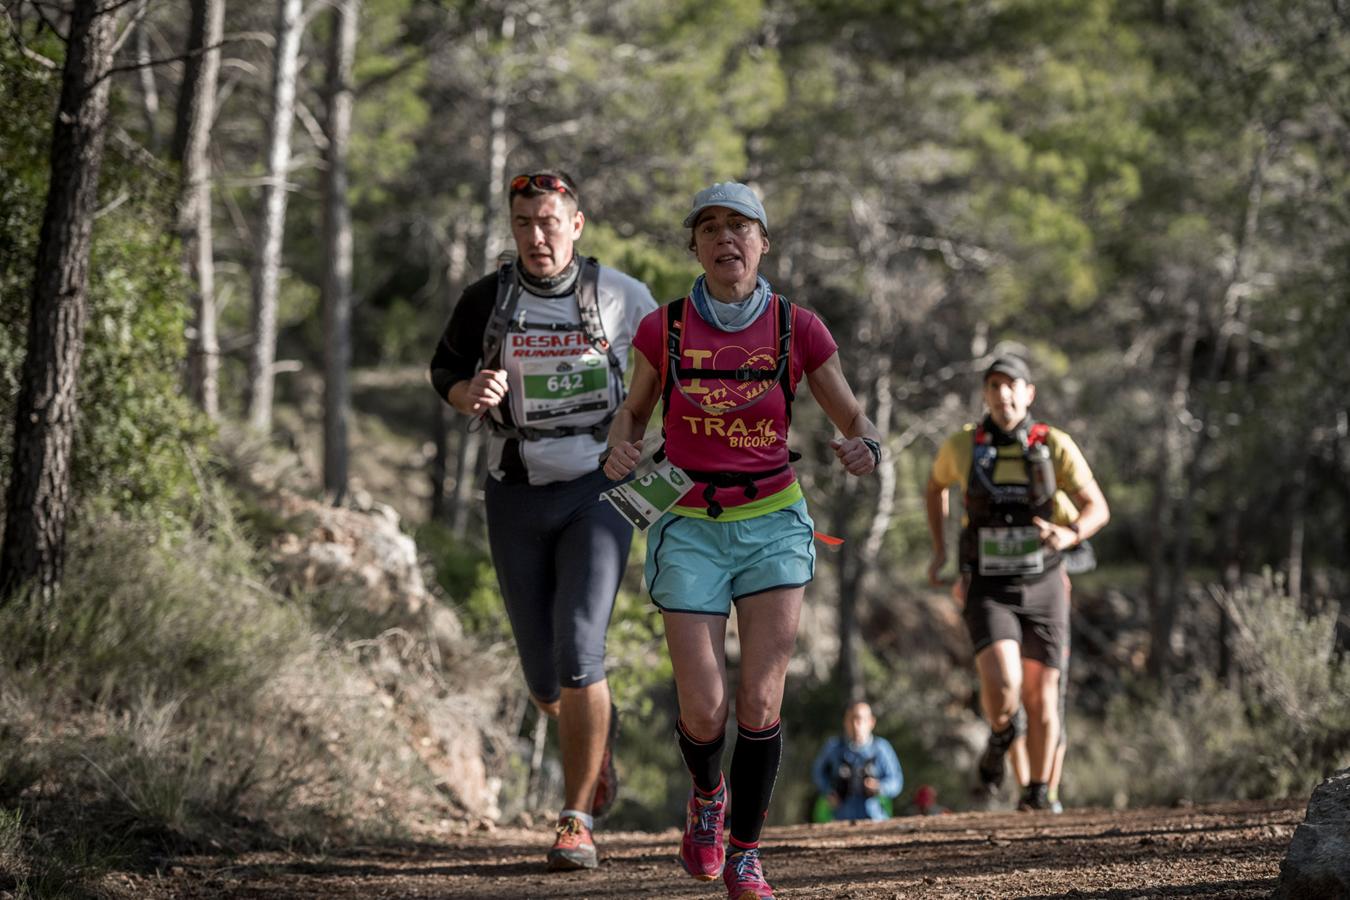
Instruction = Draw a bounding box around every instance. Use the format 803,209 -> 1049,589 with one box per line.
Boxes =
633,299 -> 838,515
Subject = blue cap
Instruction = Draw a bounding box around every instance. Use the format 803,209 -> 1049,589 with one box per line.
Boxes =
682,181 -> 769,233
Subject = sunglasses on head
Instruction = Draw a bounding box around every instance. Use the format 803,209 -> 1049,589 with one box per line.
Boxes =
509,173 -> 574,197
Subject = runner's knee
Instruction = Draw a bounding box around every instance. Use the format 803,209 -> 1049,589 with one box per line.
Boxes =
680,708 -> 728,742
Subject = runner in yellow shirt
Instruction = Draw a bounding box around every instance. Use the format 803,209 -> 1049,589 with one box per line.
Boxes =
925,355 -> 1109,810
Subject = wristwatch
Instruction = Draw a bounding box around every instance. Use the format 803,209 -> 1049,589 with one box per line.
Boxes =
861,437 -> 882,467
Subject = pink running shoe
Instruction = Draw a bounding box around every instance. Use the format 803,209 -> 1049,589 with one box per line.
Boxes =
680,779 -> 726,881
724,846 -> 775,900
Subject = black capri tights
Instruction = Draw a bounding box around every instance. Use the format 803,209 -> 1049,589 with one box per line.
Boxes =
485,468 -> 633,704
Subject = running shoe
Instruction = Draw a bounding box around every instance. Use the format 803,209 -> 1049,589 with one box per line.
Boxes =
590,702 -> 620,818
1018,782 -> 1052,811
723,846 -> 775,899
680,779 -> 726,880
1050,798 -> 1065,814
546,815 -> 597,871
977,740 -> 1006,789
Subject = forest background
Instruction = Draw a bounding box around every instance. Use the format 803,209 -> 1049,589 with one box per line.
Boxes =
1,0 -> 1348,891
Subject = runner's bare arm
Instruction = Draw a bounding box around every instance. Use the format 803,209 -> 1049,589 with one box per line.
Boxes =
603,352 -> 661,479
805,353 -> 882,476
1034,478 -> 1109,550
925,475 -> 952,586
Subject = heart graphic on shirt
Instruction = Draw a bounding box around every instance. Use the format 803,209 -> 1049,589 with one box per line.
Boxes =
696,344 -> 778,411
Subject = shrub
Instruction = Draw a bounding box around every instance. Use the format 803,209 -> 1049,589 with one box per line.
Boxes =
1069,573 -> 1350,807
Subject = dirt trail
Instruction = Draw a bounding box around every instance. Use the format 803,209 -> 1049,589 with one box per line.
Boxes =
126,800 -> 1303,899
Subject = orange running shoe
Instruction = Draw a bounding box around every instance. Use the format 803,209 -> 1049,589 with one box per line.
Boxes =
546,815 -> 597,871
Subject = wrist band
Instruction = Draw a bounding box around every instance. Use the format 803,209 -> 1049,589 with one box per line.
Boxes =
861,437 -> 882,467
598,447 -> 613,467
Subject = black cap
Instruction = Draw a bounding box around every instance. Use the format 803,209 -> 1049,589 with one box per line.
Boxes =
984,354 -> 1032,384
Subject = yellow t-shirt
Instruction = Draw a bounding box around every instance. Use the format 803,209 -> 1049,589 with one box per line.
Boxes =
1051,490 -> 1080,527
930,423 -> 1094,525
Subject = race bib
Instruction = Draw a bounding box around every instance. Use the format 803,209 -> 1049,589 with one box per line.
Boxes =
600,455 -> 692,532
977,526 -> 1044,576
518,351 -> 611,424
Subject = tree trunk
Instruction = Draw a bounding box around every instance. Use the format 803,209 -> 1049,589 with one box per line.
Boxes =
450,423 -> 481,539
1145,295 -> 1199,679
431,223 -> 469,522
830,477 -> 861,701
444,10 -> 512,536
1287,453 -> 1307,604
172,0 -> 225,419
322,0 -> 358,502
246,0 -> 304,432
1167,133 -> 1267,678
480,11 -> 512,269
135,21 -> 160,151
1,0 -> 118,602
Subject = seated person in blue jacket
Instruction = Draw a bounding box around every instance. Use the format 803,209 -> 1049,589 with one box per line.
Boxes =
811,701 -> 903,821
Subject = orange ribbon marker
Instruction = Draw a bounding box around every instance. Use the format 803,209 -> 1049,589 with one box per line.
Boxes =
813,531 -> 845,546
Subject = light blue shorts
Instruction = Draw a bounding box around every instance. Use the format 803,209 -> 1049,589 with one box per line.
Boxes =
644,499 -> 816,617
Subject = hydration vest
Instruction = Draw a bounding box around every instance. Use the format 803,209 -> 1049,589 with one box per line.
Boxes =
655,294 -> 799,518
479,257 -> 621,441
959,416 -> 1060,574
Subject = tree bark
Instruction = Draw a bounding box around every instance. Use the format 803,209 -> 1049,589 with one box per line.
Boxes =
1,0 -> 118,602
450,423 -> 481,539
322,0 -> 358,502
431,223 -> 469,522
479,10 -> 512,269
246,0 -> 304,432
135,21 -> 160,151
1145,295 -> 1199,680
172,0 -> 225,419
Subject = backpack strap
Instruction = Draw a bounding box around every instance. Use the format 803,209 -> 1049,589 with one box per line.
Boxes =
479,257 -> 618,442
662,294 -> 796,418
778,296 -> 795,425
575,257 -> 620,371
481,262 -> 520,370
660,297 -> 687,415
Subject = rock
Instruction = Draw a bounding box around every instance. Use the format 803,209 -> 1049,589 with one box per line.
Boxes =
1273,767 -> 1350,899
267,488 -> 439,622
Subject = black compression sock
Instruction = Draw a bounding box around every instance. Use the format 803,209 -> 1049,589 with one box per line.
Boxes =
728,719 -> 783,846
988,719 -> 1018,755
677,719 -> 726,795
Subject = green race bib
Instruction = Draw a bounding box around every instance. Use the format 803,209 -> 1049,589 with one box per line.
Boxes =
977,526 -> 1044,576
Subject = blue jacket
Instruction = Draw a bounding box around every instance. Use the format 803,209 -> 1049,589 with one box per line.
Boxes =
811,735 -> 903,821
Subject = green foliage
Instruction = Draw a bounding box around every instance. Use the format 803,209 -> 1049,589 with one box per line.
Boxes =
0,475 -> 501,886
0,30 -> 57,460
417,520 -> 510,637
1,517 -> 300,710
0,30 -> 208,524
1070,576 -> 1350,807
579,221 -> 701,303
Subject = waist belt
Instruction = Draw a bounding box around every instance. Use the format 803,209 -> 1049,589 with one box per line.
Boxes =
680,465 -> 790,519
480,413 -> 612,442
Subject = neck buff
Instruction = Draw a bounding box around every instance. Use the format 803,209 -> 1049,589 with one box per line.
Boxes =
980,413 -> 1032,446
515,255 -> 580,297
690,273 -> 772,332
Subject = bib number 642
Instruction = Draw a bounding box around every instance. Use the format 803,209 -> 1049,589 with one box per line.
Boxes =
546,373 -> 584,393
